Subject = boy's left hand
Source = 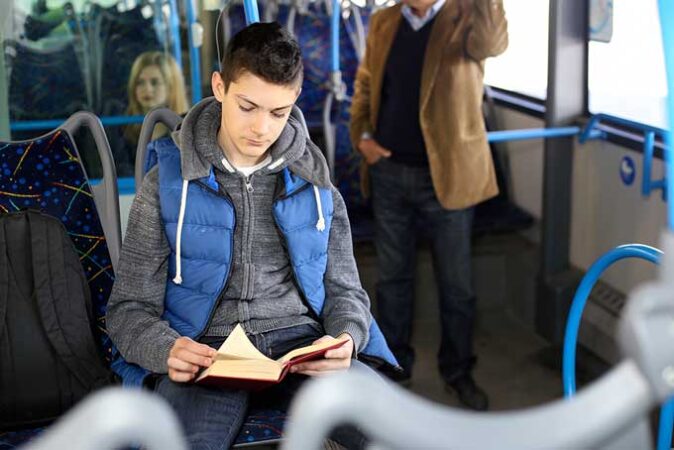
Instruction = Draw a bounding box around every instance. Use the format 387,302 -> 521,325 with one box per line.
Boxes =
290,333 -> 354,376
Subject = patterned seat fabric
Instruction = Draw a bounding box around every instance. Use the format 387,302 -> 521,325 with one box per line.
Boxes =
0,130 -> 116,447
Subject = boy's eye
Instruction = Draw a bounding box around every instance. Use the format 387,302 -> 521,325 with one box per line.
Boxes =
238,105 -> 254,112
272,112 -> 286,119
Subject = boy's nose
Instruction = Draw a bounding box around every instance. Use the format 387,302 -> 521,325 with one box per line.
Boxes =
251,115 -> 271,136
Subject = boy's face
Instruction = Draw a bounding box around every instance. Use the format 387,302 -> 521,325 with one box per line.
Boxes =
212,71 -> 300,166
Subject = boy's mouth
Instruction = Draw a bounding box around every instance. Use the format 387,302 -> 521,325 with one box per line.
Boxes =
245,139 -> 265,147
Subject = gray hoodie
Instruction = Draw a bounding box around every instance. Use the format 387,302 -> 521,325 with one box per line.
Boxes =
106,98 -> 371,374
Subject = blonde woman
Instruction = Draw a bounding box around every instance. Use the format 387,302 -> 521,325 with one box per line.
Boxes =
124,51 -> 189,146
110,51 -> 188,176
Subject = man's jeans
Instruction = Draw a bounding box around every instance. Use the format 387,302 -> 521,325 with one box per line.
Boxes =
154,323 -> 370,449
370,158 -> 476,382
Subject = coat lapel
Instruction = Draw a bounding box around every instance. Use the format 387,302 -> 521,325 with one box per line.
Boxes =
420,0 -> 463,110
370,6 -> 402,126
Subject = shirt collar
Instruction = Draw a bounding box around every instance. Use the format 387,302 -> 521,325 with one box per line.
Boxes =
401,0 -> 446,31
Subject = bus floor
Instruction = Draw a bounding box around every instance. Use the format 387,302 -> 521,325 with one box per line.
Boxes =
354,230 -> 604,411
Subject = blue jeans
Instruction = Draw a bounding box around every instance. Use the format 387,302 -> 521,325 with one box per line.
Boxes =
370,159 -> 476,382
154,323 -> 370,449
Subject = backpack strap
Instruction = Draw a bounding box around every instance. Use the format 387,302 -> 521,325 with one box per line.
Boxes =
0,218 -> 8,347
0,219 -> 13,409
27,211 -> 110,389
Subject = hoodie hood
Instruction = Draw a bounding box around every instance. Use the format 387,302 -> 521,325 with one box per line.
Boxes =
172,96 -> 332,188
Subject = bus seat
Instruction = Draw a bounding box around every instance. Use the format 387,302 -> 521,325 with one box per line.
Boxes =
0,111 -> 122,447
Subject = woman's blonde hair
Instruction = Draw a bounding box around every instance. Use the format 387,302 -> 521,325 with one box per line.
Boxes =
124,51 -> 189,144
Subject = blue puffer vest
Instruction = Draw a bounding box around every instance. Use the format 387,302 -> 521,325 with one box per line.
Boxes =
113,139 -> 398,387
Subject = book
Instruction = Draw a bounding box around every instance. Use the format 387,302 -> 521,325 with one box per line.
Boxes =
195,324 -> 348,390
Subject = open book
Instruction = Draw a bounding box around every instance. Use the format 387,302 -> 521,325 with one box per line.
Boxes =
195,324 -> 348,390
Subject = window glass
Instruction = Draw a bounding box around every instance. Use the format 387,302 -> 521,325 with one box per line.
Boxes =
588,0 -> 667,129
484,0 -> 550,100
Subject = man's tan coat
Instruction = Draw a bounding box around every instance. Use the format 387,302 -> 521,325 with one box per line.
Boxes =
350,0 -> 508,209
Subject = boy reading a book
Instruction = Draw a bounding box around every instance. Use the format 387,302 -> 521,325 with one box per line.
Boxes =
106,21 -> 398,448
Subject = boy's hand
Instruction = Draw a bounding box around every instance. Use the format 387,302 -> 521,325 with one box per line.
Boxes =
290,333 -> 354,376
358,138 -> 391,165
167,337 -> 217,383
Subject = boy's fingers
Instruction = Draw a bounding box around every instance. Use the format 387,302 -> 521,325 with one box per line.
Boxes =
292,358 -> 350,373
173,348 -> 213,367
167,356 -> 199,373
324,348 -> 349,359
311,335 -> 334,345
176,338 -> 217,357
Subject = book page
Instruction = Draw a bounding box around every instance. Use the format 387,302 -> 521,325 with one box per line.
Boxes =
215,324 -> 273,362
200,358 -> 283,382
277,337 -> 347,364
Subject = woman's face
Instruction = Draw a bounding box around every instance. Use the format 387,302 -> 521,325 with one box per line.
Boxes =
135,65 -> 168,112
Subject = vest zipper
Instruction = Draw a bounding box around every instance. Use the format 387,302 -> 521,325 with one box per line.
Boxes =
193,179 -> 236,340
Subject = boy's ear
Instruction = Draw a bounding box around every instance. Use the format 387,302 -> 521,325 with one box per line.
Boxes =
212,72 -> 225,101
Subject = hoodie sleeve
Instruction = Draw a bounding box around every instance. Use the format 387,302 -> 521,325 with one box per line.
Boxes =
106,167 -> 180,373
321,187 -> 372,353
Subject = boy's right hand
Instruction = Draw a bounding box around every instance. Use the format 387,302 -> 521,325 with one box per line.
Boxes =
168,337 -> 217,382
358,138 -> 391,165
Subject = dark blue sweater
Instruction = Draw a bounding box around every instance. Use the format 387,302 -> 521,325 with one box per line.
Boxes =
375,16 -> 436,167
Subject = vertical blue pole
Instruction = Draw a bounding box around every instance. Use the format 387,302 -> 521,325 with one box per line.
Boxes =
656,5 -> 674,450
658,400 -> 674,450
331,0 -> 340,73
186,0 -> 202,104
659,0 -> 674,229
168,0 -> 182,67
243,0 -> 260,24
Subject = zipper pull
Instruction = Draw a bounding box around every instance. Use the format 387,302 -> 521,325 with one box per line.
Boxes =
245,176 -> 254,193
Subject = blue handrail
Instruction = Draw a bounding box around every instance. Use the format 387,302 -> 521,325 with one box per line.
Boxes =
185,0 -> 202,104
168,0 -> 182,67
331,0 -> 340,73
562,244 -> 662,398
642,130 -> 667,200
487,127 -> 580,143
243,0 -> 260,24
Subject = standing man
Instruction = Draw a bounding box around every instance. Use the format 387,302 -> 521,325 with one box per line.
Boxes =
350,0 -> 507,411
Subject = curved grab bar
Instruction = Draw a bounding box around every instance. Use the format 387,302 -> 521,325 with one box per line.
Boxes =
283,361 -> 653,450
562,244 -> 662,397
26,388 -> 187,450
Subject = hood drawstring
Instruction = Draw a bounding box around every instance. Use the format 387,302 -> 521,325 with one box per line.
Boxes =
173,179 -> 189,284
313,185 -> 326,232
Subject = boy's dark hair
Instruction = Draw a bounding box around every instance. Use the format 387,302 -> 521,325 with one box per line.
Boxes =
219,22 -> 303,92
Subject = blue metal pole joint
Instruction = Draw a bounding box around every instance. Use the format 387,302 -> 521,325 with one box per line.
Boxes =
581,113 -> 670,202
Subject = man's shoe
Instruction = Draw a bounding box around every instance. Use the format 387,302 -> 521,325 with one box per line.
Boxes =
446,375 -> 489,411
